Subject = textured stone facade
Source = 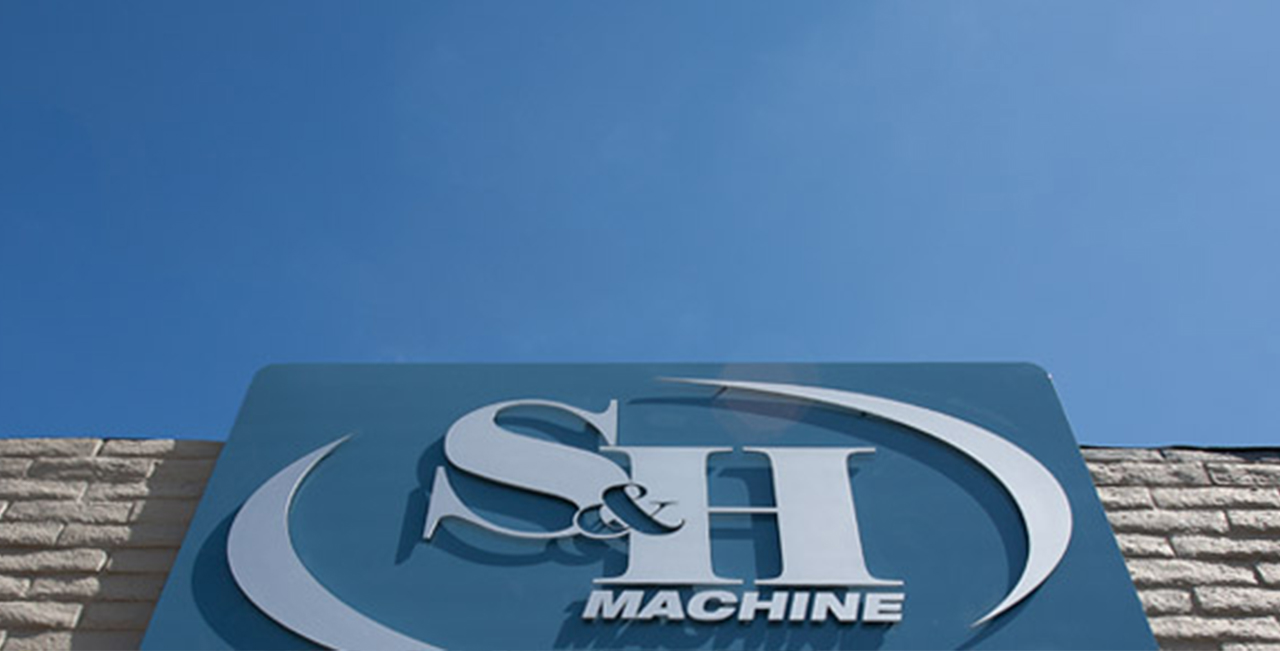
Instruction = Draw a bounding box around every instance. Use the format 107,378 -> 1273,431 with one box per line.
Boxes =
1085,447 -> 1280,651
0,439 -> 1277,650
0,439 -> 217,650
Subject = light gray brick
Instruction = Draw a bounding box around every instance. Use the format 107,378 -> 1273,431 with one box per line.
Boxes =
1153,487 -> 1280,509
104,548 -> 176,573
1163,449 -> 1256,463
0,575 -> 29,599
0,459 -> 33,478
26,458 -> 152,482
1210,464 -> 1280,487
1171,536 -> 1280,559
1107,510 -> 1228,534
1259,563 -> 1280,585
1224,644 -> 1280,651
1090,462 -> 1210,486
1139,589 -> 1193,614
3,501 -> 132,524
0,601 -> 82,628
0,549 -> 107,573
1152,631 -> 1216,650
25,572 -> 99,598
57,523 -> 186,548
81,482 -> 148,501
0,500 -> 7,517
100,439 -> 222,459
54,525 -> 132,547
84,476 -> 208,500
0,439 -> 101,457
130,498 -> 197,524
1126,559 -> 1258,586
26,575 -> 100,599
27,574 -> 166,601
1097,487 -> 1154,509
1150,616 -> 1280,641
0,523 -> 63,547
0,479 -> 86,500
77,601 -> 155,629
1230,510 -> 1280,533
0,630 -> 142,651
1082,448 -> 1165,462
1195,586 -> 1280,614
1117,534 -> 1175,557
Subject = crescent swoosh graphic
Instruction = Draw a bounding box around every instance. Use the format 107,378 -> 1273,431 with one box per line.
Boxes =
667,378 -> 1073,626
227,436 -> 438,650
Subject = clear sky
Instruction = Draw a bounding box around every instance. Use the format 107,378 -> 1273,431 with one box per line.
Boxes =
1,2 -> 1277,446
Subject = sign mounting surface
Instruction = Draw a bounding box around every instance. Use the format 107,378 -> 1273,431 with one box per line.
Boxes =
144,363 -> 1155,650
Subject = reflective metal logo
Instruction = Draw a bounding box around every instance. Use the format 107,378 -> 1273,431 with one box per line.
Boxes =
225,378 -> 1073,650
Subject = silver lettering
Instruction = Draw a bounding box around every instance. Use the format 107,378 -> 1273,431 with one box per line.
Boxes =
687,591 -> 738,622
863,592 -> 904,623
738,591 -> 789,622
788,591 -> 810,622
601,446 -> 899,588
749,448 -> 900,587
637,590 -> 685,621
425,399 -> 629,540
582,590 -> 643,620
811,592 -> 860,623
597,447 -> 737,585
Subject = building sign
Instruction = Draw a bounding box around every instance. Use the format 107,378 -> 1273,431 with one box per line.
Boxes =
144,364 -> 1155,649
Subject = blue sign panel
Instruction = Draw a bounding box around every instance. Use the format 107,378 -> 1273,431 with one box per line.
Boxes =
145,363 -> 1155,649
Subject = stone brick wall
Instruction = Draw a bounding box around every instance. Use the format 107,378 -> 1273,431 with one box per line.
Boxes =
0,439 -> 218,650
0,439 -> 1277,650
1086,447 -> 1280,651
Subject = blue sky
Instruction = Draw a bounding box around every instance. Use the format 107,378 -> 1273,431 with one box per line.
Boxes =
1,2 -> 1277,446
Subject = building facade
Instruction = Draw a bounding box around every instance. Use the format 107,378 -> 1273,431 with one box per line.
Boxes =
0,438 -> 1277,650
